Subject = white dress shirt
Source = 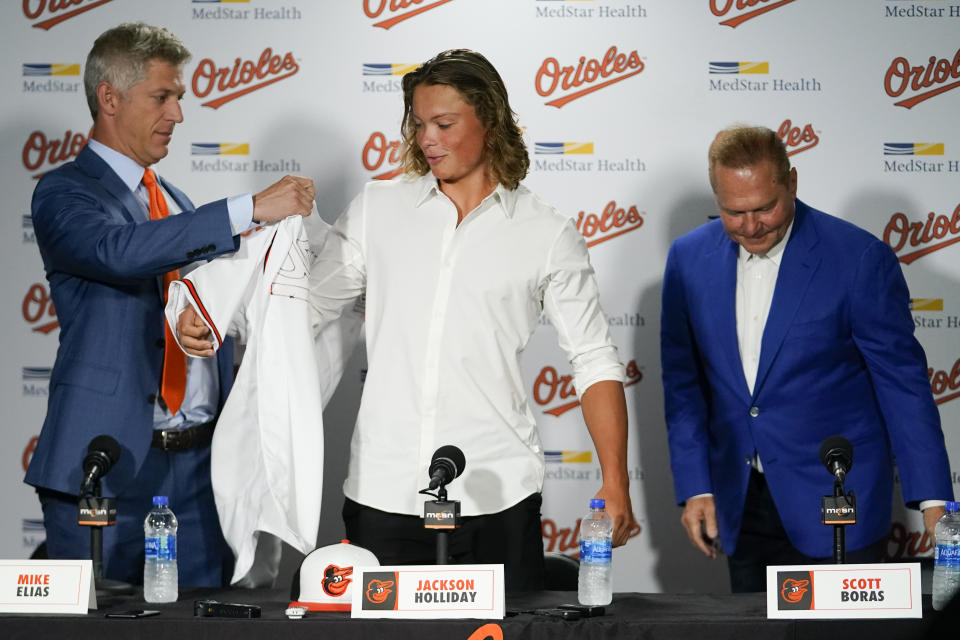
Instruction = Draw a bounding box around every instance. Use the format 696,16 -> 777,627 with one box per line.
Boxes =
310,174 -> 625,516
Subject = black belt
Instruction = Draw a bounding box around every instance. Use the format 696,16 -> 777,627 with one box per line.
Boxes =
151,421 -> 215,451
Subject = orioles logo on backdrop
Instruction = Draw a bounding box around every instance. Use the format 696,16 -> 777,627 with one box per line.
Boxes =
23,436 -> 39,472
711,0 -> 798,28
22,128 -> 91,179
536,46 -> 645,108
929,357 -> 960,406
365,579 -> 394,603
883,203 -> 960,265
575,201 -> 644,248
23,0 -> 115,30
322,564 -> 353,597
362,132 -> 403,180
781,578 -> 809,603
534,360 -> 641,417
885,520 -> 934,561
884,48 -> 960,109
192,48 -> 300,109
777,119 -> 819,157
23,284 -> 58,334
364,0 -> 459,30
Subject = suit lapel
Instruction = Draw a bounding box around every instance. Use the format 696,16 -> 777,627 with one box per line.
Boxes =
753,201 -> 821,398
707,230 -> 752,400
75,145 -> 148,224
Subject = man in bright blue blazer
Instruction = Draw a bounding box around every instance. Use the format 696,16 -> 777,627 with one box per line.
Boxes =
25,23 -> 314,586
661,125 -> 952,592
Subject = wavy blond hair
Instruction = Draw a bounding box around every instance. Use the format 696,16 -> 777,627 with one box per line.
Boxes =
400,49 -> 529,190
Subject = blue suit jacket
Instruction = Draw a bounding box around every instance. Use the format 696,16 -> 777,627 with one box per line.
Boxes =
25,145 -> 239,497
661,200 -> 953,557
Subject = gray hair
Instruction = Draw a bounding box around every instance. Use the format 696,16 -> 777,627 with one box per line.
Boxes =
84,22 -> 191,119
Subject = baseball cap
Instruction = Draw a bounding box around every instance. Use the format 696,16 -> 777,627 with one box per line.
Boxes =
289,539 -> 379,612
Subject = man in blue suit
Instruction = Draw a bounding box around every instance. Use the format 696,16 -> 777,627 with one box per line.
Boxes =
25,23 -> 314,587
661,125 -> 953,592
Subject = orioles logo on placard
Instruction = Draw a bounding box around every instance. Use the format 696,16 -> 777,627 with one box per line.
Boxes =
883,204 -> 960,265
322,564 -> 353,597
364,0 -> 459,30
711,0 -> 798,28
535,46 -> 645,108
365,579 -> 394,604
24,0 -> 115,30
885,48 -> 960,109
780,578 -> 809,603
192,48 -> 300,110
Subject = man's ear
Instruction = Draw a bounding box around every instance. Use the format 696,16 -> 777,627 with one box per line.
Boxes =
96,81 -> 119,117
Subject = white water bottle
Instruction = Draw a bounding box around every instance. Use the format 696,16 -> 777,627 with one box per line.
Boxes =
578,498 -> 613,606
143,495 -> 178,603
933,501 -> 960,611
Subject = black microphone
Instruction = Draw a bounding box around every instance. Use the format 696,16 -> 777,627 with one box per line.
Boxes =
427,445 -> 466,490
819,435 -> 853,484
79,435 -> 121,496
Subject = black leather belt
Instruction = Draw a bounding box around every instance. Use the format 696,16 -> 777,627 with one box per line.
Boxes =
151,421 -> 215,451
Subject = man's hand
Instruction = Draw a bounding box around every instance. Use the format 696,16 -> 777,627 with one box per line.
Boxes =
923,505 -> 946,540
252,175 -> 315,223
176,306 -> 214,357
681,495 -> 719,559
594,485 -> 641,547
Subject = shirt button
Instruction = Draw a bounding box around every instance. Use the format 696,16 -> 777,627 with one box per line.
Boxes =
749,406 -> 759,417
744,456 -> 752,466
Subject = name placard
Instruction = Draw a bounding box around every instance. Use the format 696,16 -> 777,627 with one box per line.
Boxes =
0,559 -> 97,614
352,564 -> 504,619
767,563 -> 921,619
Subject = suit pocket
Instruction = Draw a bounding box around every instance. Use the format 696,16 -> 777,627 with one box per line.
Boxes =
785,313 -> 845,340
54,359 -> 120,395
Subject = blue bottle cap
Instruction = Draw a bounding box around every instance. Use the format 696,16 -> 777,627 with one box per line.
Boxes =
152,496 -> 168,506
590,498 -> 605,509
946,501 -> 959,513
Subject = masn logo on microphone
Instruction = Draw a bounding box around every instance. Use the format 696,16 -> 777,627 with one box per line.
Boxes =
534,0 -> 648,20
362,63 -> 417,93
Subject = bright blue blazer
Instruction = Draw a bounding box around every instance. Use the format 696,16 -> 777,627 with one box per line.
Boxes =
661,199 -> 952,557
25,145 -> 238,497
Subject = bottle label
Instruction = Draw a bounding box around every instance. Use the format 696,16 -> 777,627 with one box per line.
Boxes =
935,542 -> 960,567
145,535 -> 177,561
580,538 -> 612,565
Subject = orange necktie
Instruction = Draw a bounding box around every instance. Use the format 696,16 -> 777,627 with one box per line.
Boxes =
143,168 -> 187,415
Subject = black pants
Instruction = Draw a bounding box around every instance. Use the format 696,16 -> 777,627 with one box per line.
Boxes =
343,494 -> 545,592
728,470 -> 886,593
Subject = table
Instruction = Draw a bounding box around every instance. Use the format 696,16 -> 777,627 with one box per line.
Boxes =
3,588 -> 954,639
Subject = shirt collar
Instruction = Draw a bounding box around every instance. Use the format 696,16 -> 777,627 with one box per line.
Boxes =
738,215 -> 795,266
87,139 -> 150,193
413,174 -> 517,219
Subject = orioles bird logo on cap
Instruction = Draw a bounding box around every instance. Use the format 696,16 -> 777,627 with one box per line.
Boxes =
322,564 -> 353,597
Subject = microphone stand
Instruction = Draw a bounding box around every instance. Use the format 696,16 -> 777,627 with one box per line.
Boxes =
420,482 -> 461,565
79,479 -> 134,597
821,472 -> 856,564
